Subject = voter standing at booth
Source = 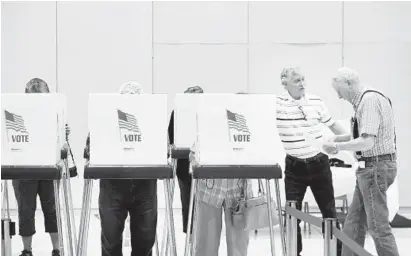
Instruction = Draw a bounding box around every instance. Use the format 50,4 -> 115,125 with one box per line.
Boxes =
83,81 -> 157,256
12,78 -> 67,256
167,85 -> 203,234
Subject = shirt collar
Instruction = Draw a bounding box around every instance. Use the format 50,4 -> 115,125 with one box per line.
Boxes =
282,91 -> 306,102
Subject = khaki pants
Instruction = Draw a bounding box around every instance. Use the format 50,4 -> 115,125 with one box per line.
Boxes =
194,200 -> 250,256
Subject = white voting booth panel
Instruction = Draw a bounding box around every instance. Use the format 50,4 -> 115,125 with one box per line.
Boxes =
1,93 -> 67,167
195,94 -> 284,166
88,94 -> 168,166
173,93 -> 201,149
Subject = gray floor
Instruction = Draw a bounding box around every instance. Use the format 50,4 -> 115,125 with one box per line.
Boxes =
5,209 -> 411,256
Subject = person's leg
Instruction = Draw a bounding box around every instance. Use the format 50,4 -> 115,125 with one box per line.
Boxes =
99,180 -> 128,256
308,156 -> 342,256
284,157 -> 308,256
176,159 -> 192,233
38,180 -> 59,251
194,201 -> 223,256
224,200 -> 249,256
12,180 -> 38,254
358,161 -> 399,256
128,179 -> 158,256
341,181 -> 367,256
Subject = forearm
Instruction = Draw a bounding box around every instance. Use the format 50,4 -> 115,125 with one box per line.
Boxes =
334,134 -> 351,142
336,137 -> 373,152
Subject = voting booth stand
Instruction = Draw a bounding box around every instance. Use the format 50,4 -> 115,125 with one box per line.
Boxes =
76,94 -> 176,256
1,94 -> 77,256
176,94 -> 288,256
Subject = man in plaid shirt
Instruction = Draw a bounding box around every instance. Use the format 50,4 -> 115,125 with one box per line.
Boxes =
325,67 -> 399,256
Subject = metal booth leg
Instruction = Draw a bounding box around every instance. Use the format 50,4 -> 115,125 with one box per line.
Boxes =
164,179 -> 177,256
54,179 -> 65,256
274,179 -> 287,256
76,179 -> 93,256
61,161 -> 76,256
2,181 -> 13,256
266,179 -> 277,256
161,158 -> 177,256
184,176 -> 198,256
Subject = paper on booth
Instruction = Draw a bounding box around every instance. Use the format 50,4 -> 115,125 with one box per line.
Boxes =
1,93 -> 67,166
88,94 -> 168,166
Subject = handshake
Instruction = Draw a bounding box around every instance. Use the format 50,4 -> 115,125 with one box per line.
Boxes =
322,136 -> 339,155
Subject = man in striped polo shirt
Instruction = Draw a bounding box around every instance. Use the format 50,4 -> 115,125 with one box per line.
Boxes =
277,67 -> 346,256
325,67 -> 399,256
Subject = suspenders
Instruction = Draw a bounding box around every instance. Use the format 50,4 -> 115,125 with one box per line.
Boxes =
352,90 -> 397,157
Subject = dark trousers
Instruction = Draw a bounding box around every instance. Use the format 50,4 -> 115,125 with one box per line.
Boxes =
176,159 -> 193,233
284,153 -> 342,256
12,180 -> 58,237
99,179 -> 157,256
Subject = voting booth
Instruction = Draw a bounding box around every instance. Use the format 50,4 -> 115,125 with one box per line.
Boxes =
77,94 -> 175,256
1,94 -> 77,256
178,94 -> 286,256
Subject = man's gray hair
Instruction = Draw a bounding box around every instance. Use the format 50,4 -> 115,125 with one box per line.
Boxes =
334,67 -> 360,85
280,67 -> 301,85
25,78 -> 50,93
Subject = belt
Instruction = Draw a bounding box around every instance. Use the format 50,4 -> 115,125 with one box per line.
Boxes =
286,153 -> 326,163
358,153 -> 396,162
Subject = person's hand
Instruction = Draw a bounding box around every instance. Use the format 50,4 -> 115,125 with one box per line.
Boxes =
323,142 -> 338,155
326,135 -> 337,143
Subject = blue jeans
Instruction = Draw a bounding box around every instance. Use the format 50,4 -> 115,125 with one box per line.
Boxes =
342,160 -> 399,256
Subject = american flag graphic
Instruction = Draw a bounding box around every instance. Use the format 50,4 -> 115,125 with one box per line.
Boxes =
226,109 -> 251,134
4,110 -> 28,133
117,109 -> 141,133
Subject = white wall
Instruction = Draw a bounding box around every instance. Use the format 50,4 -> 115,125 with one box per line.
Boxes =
2,1 -> 411,208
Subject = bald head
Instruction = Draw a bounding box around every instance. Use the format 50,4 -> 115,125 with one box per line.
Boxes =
25,78 -> 50,93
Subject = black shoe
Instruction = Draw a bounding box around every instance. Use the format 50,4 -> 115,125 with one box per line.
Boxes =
19,250 -> 33,256
52,249 -> 60,256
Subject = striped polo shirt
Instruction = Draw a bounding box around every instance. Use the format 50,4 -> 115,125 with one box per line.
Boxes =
276,92 -> 335,159
352,88 -> 396,157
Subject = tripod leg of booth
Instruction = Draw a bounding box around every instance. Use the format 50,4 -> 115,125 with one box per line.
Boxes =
61,174 -> 76,256
54,180 -> 66,256
2,181 -> 13,256
64,160 -> 78,251
76,179 -> 93,256
164,180 -> 177,256
162,159 -> 177,256
184,177 -> 198,256
266,180 -> 277,256
275,179 -> 287,256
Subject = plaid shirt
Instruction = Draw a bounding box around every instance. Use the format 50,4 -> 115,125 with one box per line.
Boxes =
352,88 -> 396,157
196,178 -> 253,208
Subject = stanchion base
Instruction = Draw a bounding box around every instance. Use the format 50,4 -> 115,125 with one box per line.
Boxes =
1,165 -> 61,180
